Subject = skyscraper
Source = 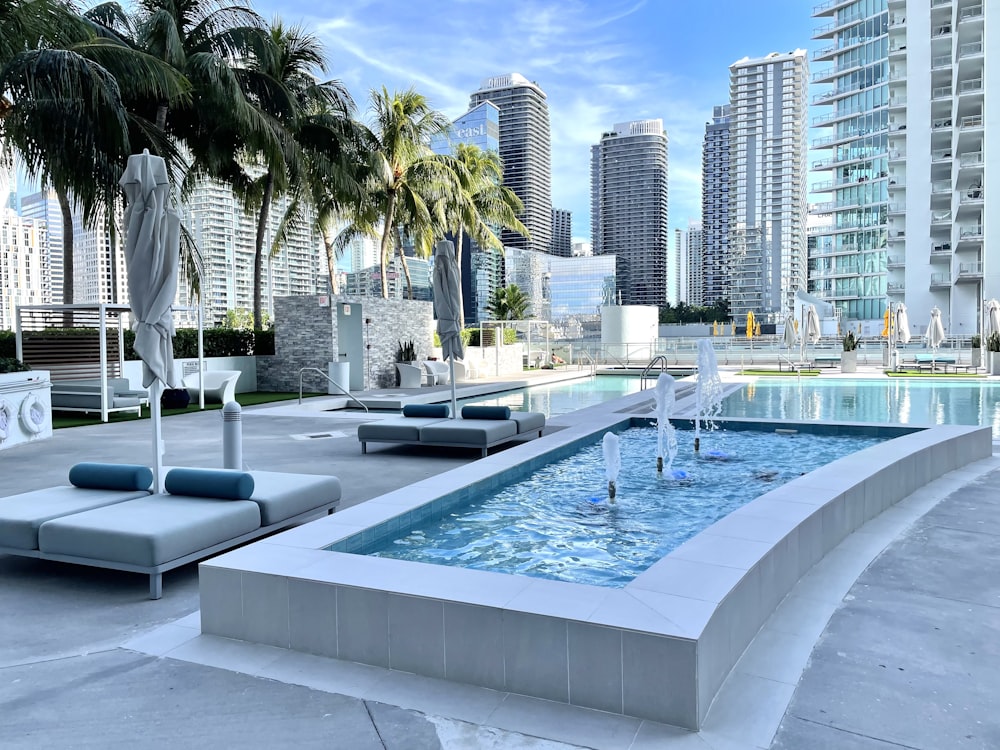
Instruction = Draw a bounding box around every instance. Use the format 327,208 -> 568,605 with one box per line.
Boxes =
551,208 -> 572,257
430,100 -> 500,155
676,221 -> 703,306
469,73 -> 552,254
0,211 -> 48,330
728,50 -> 809,320
20,190 -> 63,303
702,105 -> 731,308
809,5 -> 889,325
839,2 -> 993,335
590,119 -> 670,306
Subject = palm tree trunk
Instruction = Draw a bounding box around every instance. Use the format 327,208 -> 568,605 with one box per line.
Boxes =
320,223 -> 339,294
57,188 -> 74,305
379,192 -> 397,298
253,172 -> 275,330
395,226 -> 413,300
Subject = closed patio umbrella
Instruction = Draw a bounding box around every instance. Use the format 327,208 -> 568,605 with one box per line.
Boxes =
746,310 -> 755,340
926,306 -> 946,370
986,299 -> 1000,343
895,303 -> 911,344
783,313 -> 797,351
120,149 -> 181,492
800,304 -> 821,363
433,240 -> 463,419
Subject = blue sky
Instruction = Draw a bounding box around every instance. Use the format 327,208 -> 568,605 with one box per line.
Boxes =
257,0 -> 819,242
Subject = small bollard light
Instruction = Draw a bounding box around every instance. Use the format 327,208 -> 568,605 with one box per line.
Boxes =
222,401 -> 242,470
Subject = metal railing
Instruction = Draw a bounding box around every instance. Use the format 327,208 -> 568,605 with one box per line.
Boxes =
640,356 -> 669,391
298,367 -> 368,412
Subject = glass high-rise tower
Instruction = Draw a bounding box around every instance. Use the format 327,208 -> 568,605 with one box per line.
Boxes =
590,119 -> 670,306
728,50 -> 809,320
469,73 -> 552,255
702,105 -> 731,308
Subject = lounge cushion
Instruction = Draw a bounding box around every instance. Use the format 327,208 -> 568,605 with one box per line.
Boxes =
245,470 -> 342,525
461,405 -> 511,420
38,495 -> 261,567
69,463 -> 153,492
0,487 -> 151,551
403,403 -> 450,418
165,468 -> 254,500
419,418 -> 517,446
358,417 -> 447,442
509,411 -> 545,434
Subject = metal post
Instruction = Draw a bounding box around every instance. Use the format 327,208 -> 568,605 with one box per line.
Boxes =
223,401 -> 242,470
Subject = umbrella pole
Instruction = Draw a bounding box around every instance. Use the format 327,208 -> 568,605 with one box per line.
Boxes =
450,359 -> 457,419
151,380 -> 164,493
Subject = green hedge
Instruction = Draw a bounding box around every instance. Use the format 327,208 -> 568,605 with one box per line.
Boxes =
121,328 -> 274,358
0,331 -> 14,359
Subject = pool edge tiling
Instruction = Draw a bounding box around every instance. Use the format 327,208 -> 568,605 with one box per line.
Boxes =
197,390 -> 992,730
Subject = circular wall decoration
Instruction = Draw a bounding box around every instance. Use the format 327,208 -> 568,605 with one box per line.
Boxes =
19,392 -> 46,435
0,399 -> 13,441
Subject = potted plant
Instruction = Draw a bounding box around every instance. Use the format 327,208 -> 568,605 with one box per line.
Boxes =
394,340 -> 421,387
841,331 -> 858,373
988,333 -> 1000,375
971,334 -> 982,368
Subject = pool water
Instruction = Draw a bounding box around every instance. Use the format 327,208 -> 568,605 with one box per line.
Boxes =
720,377 -> 1000,437
458,375 -> 645,417
366,426 -> 883,587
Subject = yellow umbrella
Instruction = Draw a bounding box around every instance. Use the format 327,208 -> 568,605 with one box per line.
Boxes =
755,322 -> 761,337
730,320 -> 736,336
882,307 -> 890,337
746,311 -> 755,340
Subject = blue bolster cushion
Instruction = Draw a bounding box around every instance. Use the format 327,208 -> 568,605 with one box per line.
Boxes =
69,463 -> 153,492
165,468 -> 255,500
403,403 -> 450,418
461,405 -> 511,420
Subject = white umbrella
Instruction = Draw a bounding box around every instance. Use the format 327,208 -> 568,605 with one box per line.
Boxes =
783,313 -> 798,351
986,299 -> 1000,343
926,306 -> 946,370
895,302 -> 911,344
120,149 -> 181,492
432,239 -> 464,419
800,304 -> 820,363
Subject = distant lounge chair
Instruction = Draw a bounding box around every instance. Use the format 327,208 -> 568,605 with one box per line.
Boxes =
422,360 -> 450,385
183,370 -> 241,404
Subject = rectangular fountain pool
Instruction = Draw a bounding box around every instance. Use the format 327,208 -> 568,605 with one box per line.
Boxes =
356,426 -> 884,587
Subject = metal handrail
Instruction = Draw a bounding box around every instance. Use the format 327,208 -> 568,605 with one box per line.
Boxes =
576,349 -> 597,375
298,367 -> 368,412
640,356 -> 669,390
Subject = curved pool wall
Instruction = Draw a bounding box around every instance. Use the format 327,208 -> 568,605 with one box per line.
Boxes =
198,389 -> 992,730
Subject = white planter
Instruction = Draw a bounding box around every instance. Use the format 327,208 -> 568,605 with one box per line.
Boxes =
972,349 -> 982,368
841,350 -> 858,373
989,352 -> 1000,376
0,370 -> 53,451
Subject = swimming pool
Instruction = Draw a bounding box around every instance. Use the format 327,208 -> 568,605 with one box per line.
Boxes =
365,425 -> 883,587
719,377 -> 1000,437
458,374 -> 645,416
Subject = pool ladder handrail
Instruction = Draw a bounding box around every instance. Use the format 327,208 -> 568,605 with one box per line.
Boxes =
640,355 -> 669,390
298,367 -> 369,412
577,349 -> 597,375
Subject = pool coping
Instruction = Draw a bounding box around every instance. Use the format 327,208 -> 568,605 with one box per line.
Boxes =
198,389 -> 993,729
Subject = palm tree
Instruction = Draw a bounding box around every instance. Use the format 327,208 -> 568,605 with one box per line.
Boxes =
220,20 -> 353,328
1,0 -> 188,303
364,87 -> 452,298
439,143 -> 527,325
485,284 -> 531,321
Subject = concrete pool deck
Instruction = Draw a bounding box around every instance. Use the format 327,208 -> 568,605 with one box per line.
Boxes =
1,365 -> 998,748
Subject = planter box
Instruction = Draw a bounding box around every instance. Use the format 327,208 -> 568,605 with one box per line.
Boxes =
841,350 -> 858,373
972,349 -> 982,368
0,370 -> 53,450
989,352 -> 1000,375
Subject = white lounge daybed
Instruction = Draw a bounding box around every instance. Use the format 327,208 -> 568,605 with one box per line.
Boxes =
183,370 -> 241,404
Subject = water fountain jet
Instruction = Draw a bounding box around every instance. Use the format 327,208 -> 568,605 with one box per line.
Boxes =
695,339 -> 724,452
653,373 -> 678,473
603,432 -> 620,502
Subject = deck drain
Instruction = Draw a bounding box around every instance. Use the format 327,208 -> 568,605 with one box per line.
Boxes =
291,431 -> 346,441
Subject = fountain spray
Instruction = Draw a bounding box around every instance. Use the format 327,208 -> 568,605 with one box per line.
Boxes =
694,340 -> 724,453
653,373 -> 676,472
603,432 -> 620,502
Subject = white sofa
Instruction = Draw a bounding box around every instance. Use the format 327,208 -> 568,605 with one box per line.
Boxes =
422,360 -> 451,385
183,370 -> 241,405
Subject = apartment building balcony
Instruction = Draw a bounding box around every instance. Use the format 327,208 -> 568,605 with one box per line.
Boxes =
930,272 -> 952,290
887,282 -> 906,295
958,150 -> 984,174
812,0 -> 854,17
888,149 -> 906,164
956,262 -> 983,283
931,23 -> 953,40
958,77 -> 984,97
889,44 -> 907,59
887,256 -> 905,270
887,230 -> 905,243
959,41 -> 984,60
812,39 -> 866,63
931,84 -> 953,101
815,10 -> 867,39
930,0 -> 952,8
888,15 -> 905,30
931,54 -> 952,71
960,114 -> 984,131
888,203 -> 905,216
930,242 -> 952,263
959,224 -> 985,241
888,96 -> 907,110
931,211 -> 952,226
931,179 -> 953,196
959,4 -> 984,23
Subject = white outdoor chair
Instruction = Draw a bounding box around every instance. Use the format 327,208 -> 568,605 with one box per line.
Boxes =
395,363 -> 424,388
183,370 -> 241,405
422,360 -> 450,385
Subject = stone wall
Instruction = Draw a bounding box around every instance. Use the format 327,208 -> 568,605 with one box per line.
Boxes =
258,295 -> 434,392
